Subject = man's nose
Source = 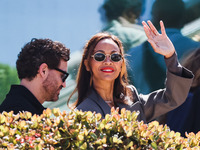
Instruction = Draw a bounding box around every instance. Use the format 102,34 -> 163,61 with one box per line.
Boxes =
62,81 -> 66,88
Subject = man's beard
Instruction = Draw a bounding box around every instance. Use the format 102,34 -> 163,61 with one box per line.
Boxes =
42,74 -> 62,102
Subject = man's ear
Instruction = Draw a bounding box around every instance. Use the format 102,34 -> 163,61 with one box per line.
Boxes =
84,60 -> 90,71
38,63 -> 49,78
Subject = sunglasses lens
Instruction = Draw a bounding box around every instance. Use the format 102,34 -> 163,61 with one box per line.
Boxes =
62,73 -> 69,82
111,53 -> 122,62
94,53 -> 105,61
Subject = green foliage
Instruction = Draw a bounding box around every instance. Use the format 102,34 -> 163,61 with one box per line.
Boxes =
0,63 -> 19,103
0,108 -> 199,149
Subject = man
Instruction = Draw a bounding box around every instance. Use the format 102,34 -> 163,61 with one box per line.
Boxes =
127,0 -> 200,94
0,38 -> 70,115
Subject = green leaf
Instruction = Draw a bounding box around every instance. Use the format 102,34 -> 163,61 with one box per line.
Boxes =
151,142 -> 158,149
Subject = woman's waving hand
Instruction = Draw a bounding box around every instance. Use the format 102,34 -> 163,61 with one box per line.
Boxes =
142,20 -> 175,58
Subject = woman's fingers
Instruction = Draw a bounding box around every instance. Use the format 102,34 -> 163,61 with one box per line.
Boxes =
147,20 -> 159,36
142,21 -> 154,40
160,20 -> 166,35
142,21 -> 150,36
142,20 -> 175,58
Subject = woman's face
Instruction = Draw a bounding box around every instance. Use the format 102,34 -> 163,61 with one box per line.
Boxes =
85,38 -> 123,84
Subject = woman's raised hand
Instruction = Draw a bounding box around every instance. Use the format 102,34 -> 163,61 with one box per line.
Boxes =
142,20 -> 175,58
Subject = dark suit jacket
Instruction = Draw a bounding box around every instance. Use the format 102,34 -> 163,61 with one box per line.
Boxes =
0,85 -> 45,115
77,54 -> 193,123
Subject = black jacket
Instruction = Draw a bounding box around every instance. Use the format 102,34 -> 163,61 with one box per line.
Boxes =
0,85 -> 45,115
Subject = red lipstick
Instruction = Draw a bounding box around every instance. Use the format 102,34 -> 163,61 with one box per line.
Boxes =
100,67 -> 114,73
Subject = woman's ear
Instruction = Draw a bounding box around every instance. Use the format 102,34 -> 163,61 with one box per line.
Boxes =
84,60 -> 90,71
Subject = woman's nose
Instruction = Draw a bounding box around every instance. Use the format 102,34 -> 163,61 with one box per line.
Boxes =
103,55 -> 113,64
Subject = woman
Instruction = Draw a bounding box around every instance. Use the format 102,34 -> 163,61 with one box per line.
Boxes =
68,21 -> 193,123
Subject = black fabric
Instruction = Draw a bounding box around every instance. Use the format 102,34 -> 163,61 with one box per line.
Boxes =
166,87 -> 200,137
0,85 -> 45,115
142,41 -> 166,91
182,87 -> 200,135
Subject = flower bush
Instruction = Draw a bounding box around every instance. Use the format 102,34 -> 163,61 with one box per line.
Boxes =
0,107 -> 199,149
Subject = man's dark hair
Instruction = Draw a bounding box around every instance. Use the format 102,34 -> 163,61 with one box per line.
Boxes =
151,0 -> 186,29
16,38 -> 70,80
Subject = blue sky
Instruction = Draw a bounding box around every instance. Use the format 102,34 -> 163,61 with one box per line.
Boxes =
0,0 -> 104,67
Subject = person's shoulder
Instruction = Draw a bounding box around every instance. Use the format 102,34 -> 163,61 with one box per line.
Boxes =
103,20 -> 121,32
126,85 -> 140,98
2,90 -> 27,104
167,29 -> 200,45
179,35 -> 200,45
127,41 -> 147,54
76,95 -> 108,116
0,101 -> 24,114
0,92 -> 31,114
127,85 -> 136,91
126,42 -> 147,65
76,98 -> 98,112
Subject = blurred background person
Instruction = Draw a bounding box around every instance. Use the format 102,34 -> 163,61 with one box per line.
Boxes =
100,0 -> 147,52
166,47 -> 200,137
127,0 -> 200,94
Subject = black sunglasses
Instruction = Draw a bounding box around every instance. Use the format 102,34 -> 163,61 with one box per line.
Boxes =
91,52 -> 123,62
54,68 -> 69,82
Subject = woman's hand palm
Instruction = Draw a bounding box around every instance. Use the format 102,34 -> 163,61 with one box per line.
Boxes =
142,20 -> 175,58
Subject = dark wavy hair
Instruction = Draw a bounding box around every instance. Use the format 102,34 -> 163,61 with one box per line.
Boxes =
68,32 -> 133,108
16,38 -> 70,80
102,0 -> 142,21
151,0 -> 186,29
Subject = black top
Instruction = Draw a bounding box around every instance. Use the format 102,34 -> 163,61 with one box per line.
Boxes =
166,87 -> 200,137
0,85 -> 46,115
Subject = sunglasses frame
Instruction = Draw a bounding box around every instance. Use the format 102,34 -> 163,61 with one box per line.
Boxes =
54,68 -> 69,82
91,52 -> 123,62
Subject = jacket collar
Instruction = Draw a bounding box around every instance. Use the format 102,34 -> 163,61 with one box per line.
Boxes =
87,88 -> 111,116
87,87 -> 136,115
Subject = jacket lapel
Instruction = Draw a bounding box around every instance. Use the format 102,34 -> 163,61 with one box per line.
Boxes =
88,89 -> 111,116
